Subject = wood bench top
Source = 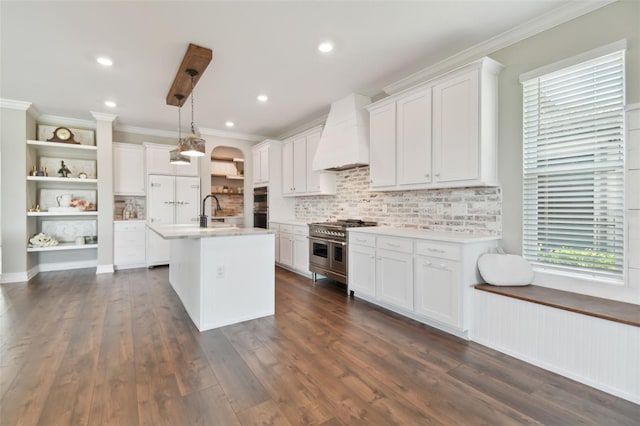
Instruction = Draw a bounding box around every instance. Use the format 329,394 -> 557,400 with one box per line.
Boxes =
474,284 -> 640,328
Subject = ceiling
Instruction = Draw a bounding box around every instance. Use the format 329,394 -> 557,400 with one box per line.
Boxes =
0,1 -> 602,140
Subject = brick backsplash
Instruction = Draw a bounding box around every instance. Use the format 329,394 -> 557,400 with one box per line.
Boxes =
295,166 -> 501,235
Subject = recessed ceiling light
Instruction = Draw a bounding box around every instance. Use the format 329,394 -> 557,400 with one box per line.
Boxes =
225,121 -> 234,127
104,100 -> 117,108
257,94 -> 268,102
97,57 -> 113,66
318,41 -> 334,53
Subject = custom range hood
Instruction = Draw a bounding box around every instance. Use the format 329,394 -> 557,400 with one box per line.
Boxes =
312,93 -> 371,171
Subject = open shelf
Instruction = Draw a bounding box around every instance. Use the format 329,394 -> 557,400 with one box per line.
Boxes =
27,211 -> 98,217
27,243 -> 98,252
27,176 -> 97,183
27,139 -> 97,151
211,192 -> 243,196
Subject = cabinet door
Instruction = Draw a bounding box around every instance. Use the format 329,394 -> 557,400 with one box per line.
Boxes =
273,229 -> 280,263
252,147 -> 262,185
147,175 -> 175,225
414,256 -> 460,327
305,130 -> 322,193
292,234 -> 309,272
348,244 -> 376,298
433,70 -> 479,183
174,176 -> 200,225
114,144 -> 145,195
282,141 -> 295,195
146,145 -> 175,175
292,137 -> 307,194
369,103 -> 397,188
376,248 -> 413,310
260,145 -> 269,183
279,234 -> 293,267
397,89 -> 432,186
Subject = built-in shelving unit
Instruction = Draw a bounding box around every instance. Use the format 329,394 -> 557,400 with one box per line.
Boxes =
26,135 -> 99,255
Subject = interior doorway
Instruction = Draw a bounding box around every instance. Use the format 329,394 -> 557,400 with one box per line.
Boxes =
210,146 -> 245,227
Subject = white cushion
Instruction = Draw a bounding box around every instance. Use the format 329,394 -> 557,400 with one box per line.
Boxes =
477,253 -> 534,286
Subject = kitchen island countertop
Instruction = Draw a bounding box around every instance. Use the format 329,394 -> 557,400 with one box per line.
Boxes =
148,223 -> 274,239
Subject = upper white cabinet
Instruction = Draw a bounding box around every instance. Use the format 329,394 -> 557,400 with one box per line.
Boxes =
113,142 -> 145,195
252,141 -> 270,186
282,126 -> 336,196
144,142 -> 200,177
369,102 -> 397,188
366,57 -> 502,191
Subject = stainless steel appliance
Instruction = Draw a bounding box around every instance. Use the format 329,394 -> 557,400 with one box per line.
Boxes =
253,186 -> 268,229
308,219 -> 376,287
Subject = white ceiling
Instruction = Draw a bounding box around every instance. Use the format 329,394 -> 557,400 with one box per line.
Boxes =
0,1 -> 603,140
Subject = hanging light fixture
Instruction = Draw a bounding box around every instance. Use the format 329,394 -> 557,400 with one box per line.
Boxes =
170,94 -> 191,165
180,69 -> 206,157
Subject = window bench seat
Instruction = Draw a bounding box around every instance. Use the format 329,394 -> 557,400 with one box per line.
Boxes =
474,284 -> 640,328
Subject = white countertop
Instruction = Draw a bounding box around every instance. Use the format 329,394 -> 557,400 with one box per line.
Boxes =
148,223 -> 274,240
348,226 -> 501,243
269,219 -> 309,227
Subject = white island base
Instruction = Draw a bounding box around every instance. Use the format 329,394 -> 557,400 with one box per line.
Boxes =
151,225 -> 275,331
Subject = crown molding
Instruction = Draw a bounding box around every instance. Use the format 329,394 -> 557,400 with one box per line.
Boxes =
198,126 -> 266,142
383,0 -> 616,95
38,114 -> 96,129
277,114 -> 328,141
115,124 -> 177,139
90,111 -> 117,122
0,98 -> 32,111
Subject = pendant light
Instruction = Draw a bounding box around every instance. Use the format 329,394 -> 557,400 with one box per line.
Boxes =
170,94 -> 191,165
180,68 -> 206,157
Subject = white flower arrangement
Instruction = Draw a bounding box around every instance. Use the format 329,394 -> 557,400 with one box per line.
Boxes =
29,232 -> 59,248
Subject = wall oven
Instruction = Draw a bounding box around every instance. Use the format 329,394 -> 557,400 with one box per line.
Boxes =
253,187 -> 268,229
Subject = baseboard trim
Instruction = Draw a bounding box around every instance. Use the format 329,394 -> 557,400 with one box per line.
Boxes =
39,260 -> 97,272
96,264 -> 114,274
0,271 -> 30,284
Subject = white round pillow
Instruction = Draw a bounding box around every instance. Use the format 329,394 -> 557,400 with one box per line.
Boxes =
477,253 -> 533,286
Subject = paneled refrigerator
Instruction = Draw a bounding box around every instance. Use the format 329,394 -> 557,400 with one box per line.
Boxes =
147,175 -> 200,266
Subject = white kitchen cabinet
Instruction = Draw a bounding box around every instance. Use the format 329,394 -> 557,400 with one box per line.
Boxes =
366,57 -> 501,191
282,127 -> 336,196
270,223 -> 280,262
282,137 -> 306,195
146,175 -> 200,266
376,246 -> 413,311
414,255 -> 460,327
397,89 -> 432,186
114,220 -> 146,269
368,102 -> 397,189
432,70 -> 479,184
113,142 -> 145,195
272,222 -> 310,277
145,142 -> 200,177
348,228 -> 498,338
252,141 -> 270,186
348,243 -> 376,298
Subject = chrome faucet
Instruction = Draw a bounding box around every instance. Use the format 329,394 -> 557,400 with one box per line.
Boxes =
200,194 -> 222,228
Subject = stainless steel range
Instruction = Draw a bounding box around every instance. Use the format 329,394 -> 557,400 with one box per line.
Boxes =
308,219 -> 377,287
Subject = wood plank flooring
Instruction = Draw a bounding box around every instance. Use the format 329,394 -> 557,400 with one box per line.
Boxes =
1,266 -> 638,425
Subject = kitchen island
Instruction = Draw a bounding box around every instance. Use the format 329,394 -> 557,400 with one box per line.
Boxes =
148,224 -> 275,332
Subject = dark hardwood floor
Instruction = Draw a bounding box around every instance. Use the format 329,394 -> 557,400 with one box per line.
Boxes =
1,266 -> 638,425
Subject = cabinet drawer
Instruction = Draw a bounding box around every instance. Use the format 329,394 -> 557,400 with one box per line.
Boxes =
114,221 -> 146,232
115,231 -> 146,248
269,223 -> 280,231
414,241 -> 460,260
349,233 -> 375,247
377,236 -> 412,254
280,224 -> 308,236
114,246 -> 146,265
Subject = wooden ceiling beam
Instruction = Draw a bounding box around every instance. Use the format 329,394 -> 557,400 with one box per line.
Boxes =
166,43 -> 213,107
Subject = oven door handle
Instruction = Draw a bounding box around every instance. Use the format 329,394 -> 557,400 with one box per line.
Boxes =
307,236 -> 347,246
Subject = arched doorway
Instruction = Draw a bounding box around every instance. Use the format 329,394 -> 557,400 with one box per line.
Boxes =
210,146 -> 245,226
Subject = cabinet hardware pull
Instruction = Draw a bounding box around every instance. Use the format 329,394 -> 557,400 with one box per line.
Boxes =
427,248 -> 445,253
435,172 -> 441,177
423,261 -> 432,266
387,243 -> 400,248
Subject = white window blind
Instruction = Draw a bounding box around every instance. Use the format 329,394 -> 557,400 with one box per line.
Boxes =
522,50 -> 625,281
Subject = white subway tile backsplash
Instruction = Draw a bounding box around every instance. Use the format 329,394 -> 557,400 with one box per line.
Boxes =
295,166 -> 501,236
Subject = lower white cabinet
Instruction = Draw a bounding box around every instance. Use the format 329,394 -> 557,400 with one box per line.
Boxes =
348,244 -> 376,298
114,221 -> 146,269
376,248 -> 413,311
270,223 -> 280,262
272,222 -> 310,277
348,228 -> 498,338
414,255 -> 460,327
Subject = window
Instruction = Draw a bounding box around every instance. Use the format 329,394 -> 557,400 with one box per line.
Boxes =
521,48 -> 625,283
